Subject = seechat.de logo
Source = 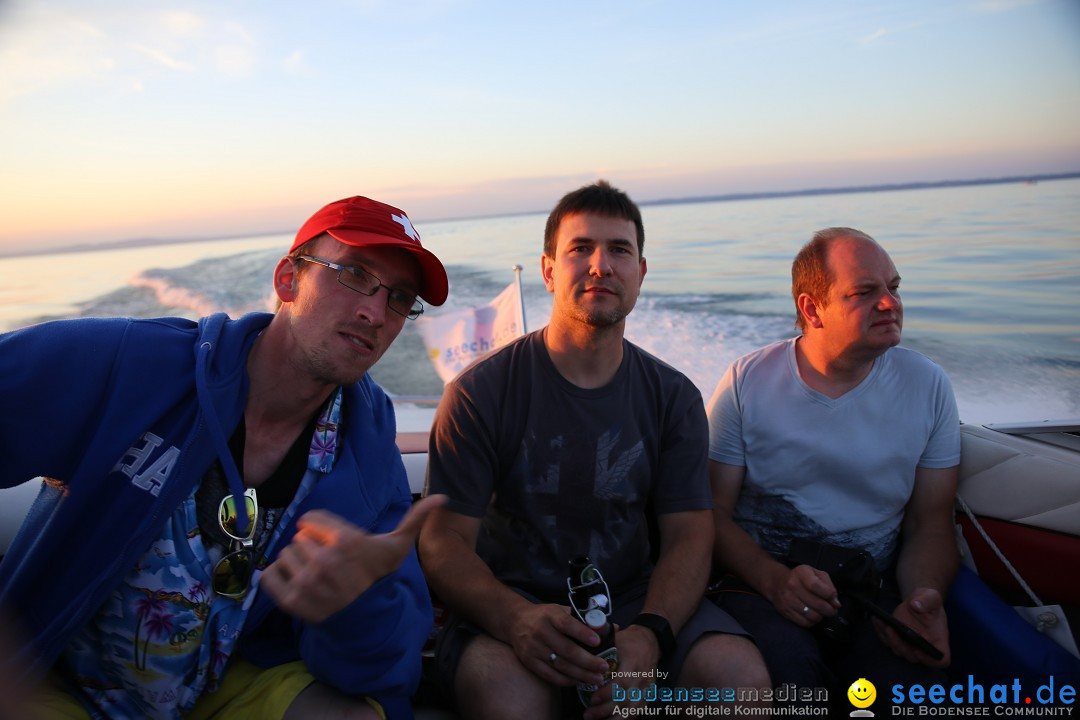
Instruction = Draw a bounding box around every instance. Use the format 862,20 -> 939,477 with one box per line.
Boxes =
891,675 -> 1076,716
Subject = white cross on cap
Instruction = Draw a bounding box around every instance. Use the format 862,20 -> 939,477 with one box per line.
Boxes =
392,213 -> 419,241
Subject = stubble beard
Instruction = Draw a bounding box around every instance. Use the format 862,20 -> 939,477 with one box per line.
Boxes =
578,306 -> 627,328
561,281 -> 638,329
567,295 -> 632,329
305,342 -> 372,387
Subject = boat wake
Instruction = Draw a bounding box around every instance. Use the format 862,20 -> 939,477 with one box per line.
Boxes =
18,249 -> 1078,425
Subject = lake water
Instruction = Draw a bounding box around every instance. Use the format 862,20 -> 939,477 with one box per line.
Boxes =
1,178 -> 1077,425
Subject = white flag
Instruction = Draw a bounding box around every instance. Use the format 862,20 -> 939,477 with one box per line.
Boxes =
416,281 -> 526,383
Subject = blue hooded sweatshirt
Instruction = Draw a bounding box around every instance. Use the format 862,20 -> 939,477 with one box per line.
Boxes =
0,313 -> 431,719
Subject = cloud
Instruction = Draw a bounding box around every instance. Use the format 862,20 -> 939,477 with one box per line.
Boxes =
853,15 -> 930,47
0,3 -> 111,103
282,49 -> 311,76
132,14 -> 257,79
212,20 -> 257,76
163,10 -> 205,35
859,28 -> 888,45
214,44 -> 256,78
128,43 -> 194,72
0,1 -> 260,104
342,0 -> 385,10
969,0 -> 1039,13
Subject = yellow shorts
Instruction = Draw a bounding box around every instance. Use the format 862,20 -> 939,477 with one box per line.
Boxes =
27,658 -> 385,719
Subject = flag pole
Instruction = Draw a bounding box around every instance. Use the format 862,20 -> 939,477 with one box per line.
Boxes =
512,264 -> 527,334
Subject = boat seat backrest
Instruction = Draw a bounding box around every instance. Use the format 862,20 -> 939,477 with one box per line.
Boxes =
957,424 -> 1080,536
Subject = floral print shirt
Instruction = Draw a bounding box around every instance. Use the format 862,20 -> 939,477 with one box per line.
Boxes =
60,388 -> 343,718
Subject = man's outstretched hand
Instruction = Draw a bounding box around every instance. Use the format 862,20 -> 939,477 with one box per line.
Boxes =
261,495 -> 447,622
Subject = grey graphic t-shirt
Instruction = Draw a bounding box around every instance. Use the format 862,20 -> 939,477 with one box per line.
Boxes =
427,330 -> 711,602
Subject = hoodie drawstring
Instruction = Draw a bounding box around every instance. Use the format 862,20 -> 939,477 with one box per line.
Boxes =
196,339 -> 252,534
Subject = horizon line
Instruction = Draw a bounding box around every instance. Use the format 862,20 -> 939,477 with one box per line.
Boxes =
2,170 -> 1076,260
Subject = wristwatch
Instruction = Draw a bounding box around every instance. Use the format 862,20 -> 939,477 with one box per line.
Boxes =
630,612 -> 676,664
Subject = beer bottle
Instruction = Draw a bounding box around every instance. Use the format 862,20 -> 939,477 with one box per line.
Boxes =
567,556 -> 618,707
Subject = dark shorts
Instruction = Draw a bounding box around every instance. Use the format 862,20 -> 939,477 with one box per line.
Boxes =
427,584 -> 747,708
709,574 -> 947,709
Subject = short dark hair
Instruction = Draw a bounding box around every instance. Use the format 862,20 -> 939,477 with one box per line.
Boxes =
543,180 -> 645,258
791,227 -> 875,331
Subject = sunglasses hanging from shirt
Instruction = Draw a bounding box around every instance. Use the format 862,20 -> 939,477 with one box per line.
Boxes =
213,487 -> 259,599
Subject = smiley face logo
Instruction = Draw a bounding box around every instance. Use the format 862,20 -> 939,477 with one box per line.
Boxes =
847,678 -> 876,709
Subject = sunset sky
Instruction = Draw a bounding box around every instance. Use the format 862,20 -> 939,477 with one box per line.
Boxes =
1,0 -> 1078,253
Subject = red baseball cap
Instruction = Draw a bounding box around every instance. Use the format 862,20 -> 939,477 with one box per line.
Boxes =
291,196 -> 448,306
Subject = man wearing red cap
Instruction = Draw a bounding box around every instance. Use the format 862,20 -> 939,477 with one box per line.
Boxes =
0,196 -> 447,719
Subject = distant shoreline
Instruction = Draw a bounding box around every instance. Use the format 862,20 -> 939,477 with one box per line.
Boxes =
638,171 -> 1079,208
3,171 -> 1076,260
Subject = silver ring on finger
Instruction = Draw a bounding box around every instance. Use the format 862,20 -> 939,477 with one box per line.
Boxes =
548,651 -> 557,664
801,605 -> 810,617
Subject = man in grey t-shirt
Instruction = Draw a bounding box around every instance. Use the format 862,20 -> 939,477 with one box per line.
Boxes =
420,181 -> 769,719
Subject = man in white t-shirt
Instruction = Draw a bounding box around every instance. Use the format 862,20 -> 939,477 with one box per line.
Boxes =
706,227 -> 960,698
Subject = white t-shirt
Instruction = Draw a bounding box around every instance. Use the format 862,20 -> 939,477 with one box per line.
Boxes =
706,338 -> 960,569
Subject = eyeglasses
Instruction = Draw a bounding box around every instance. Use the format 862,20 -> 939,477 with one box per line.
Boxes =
213,488 -> 259,599
295,255 -> 424,320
